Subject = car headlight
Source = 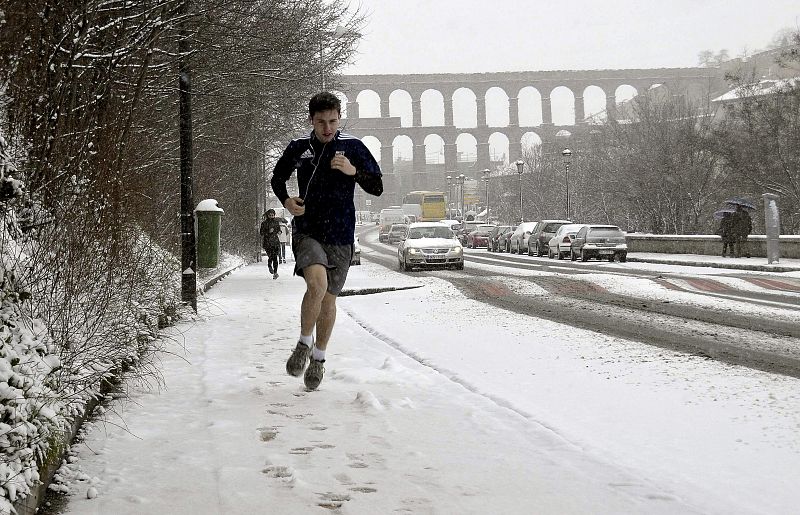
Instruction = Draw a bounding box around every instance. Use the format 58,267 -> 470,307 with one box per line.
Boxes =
451,247 -> 462,254
407,248 -> 420,255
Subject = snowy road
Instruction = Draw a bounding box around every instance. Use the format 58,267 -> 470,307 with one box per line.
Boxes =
360,226 -> 800,378
54,242 -> 800,514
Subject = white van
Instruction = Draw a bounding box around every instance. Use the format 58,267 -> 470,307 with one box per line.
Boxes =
379,208 -> 408,242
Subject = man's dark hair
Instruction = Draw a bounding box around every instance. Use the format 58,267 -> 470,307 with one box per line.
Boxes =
309,92 -> 341,118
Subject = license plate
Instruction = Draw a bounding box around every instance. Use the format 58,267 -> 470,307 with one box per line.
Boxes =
427,257 -> 445,262
599,250 -> 613,255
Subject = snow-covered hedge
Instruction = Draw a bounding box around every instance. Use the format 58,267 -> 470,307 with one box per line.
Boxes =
0,270 -> 62,511
0,133 -> 65,512
0,131 -> 184,513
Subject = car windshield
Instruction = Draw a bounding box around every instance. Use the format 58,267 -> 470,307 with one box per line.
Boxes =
543,222 -> 565,232
390,225 -> 407,233
408,227 -> 454,239
590,228 -> 624,238
558,224 -> 584,234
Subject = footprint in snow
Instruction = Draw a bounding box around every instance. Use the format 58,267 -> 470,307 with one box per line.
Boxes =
289,446 -> 315,455
317,492 -> 351,510
257,427 -> 278,442
349,486 -> 377,493
262,464 -> 294,481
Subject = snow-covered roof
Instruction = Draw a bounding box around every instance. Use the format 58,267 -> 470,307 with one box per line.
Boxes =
712,77 -> 800,103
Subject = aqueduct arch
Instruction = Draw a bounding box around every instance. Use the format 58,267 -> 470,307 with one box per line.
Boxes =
337,68 -> 721,208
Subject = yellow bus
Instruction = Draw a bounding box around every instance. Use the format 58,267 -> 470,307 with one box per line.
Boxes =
402,191 -> 446,222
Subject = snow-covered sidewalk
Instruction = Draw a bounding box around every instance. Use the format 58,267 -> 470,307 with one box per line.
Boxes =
57,259 -> 800,514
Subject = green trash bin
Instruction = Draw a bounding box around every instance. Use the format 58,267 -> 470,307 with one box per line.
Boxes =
195,199 -> 224,268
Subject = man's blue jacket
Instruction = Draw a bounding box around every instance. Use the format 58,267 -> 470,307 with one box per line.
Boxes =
271,130 -> 383,245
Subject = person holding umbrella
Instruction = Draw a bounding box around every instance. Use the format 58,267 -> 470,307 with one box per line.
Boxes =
732,204 -> 753,258
716,211 -> 735,257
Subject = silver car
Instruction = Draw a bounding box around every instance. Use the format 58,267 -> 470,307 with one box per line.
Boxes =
397,222 -> 464,271
570,225 -> 628,262
508,221 -> 538,254
547,223 -> 586,259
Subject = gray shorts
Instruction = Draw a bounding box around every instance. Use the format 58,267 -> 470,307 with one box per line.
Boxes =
292,233 -> 353,296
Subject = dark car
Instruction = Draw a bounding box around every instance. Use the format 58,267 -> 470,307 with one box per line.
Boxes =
497,228 -> 514,252
570,225 -> 628,262
487,225 -> 513,252
528,220 -> 571,256
457,220 -> 488,245
466,224 -> 495,248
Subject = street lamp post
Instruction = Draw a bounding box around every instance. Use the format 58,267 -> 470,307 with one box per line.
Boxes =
482,168 -> 490,222
179,0 -> 197,312
445,174 -> 452,218
515,160 -> 524,223
458,174 -> 466,220
562,148 -> 572,220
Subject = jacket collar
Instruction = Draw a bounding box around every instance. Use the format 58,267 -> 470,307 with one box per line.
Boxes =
309,129 -> 340,147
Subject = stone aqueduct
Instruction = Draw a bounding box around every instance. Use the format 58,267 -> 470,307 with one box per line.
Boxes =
336,68 -> 721,208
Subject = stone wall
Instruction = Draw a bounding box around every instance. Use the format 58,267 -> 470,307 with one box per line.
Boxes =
626,234 -> 800,259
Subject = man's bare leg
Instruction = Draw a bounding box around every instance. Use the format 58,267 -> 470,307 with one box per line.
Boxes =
313,293 -> 338,351
300,264 -> 328,337
299,265 -> 333,389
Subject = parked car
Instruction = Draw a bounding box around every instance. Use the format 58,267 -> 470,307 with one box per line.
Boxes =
570,225 -> 628,262
497,227 -> 515,252
457,220 -> 490,245
527,219 -> 572,256
397,222 -> 464,271
508,221 -> 538,254
466,224 -> 495,248
387,223 -> 408,245
487,225 -> 513,252
351,236 -> 362,265
546,223 -> 586,259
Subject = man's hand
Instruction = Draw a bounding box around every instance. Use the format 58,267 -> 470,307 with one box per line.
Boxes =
331,154 -> 356,176
284,196 -> 305,216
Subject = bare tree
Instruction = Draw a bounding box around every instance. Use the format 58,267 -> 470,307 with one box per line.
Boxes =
575,91 -> 721,233
710,78 -> 800,232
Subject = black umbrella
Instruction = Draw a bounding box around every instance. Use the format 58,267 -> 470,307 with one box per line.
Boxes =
724,197 -> 756,210
713,208 -> 736,220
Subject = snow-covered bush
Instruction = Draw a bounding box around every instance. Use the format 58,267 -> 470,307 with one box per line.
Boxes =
0,132 -> 67,513
0,127 -> 184,513
0,271 -> 63,512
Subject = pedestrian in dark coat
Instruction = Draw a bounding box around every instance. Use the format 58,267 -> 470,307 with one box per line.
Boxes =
717,212 -> 735,257
732,205 -> 753,258
260,209 -> 282,279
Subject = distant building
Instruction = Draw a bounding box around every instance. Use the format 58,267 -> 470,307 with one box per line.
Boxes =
711,77 -> 800,124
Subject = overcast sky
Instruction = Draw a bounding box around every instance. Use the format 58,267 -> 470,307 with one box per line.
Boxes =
343,0 -> 799,75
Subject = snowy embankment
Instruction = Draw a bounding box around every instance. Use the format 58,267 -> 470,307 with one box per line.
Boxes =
54,256 -> 800,515
0,220 -> 192,513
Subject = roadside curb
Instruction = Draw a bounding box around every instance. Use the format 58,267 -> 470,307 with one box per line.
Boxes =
626,256 -> 800,273
199,263 -> 246,293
